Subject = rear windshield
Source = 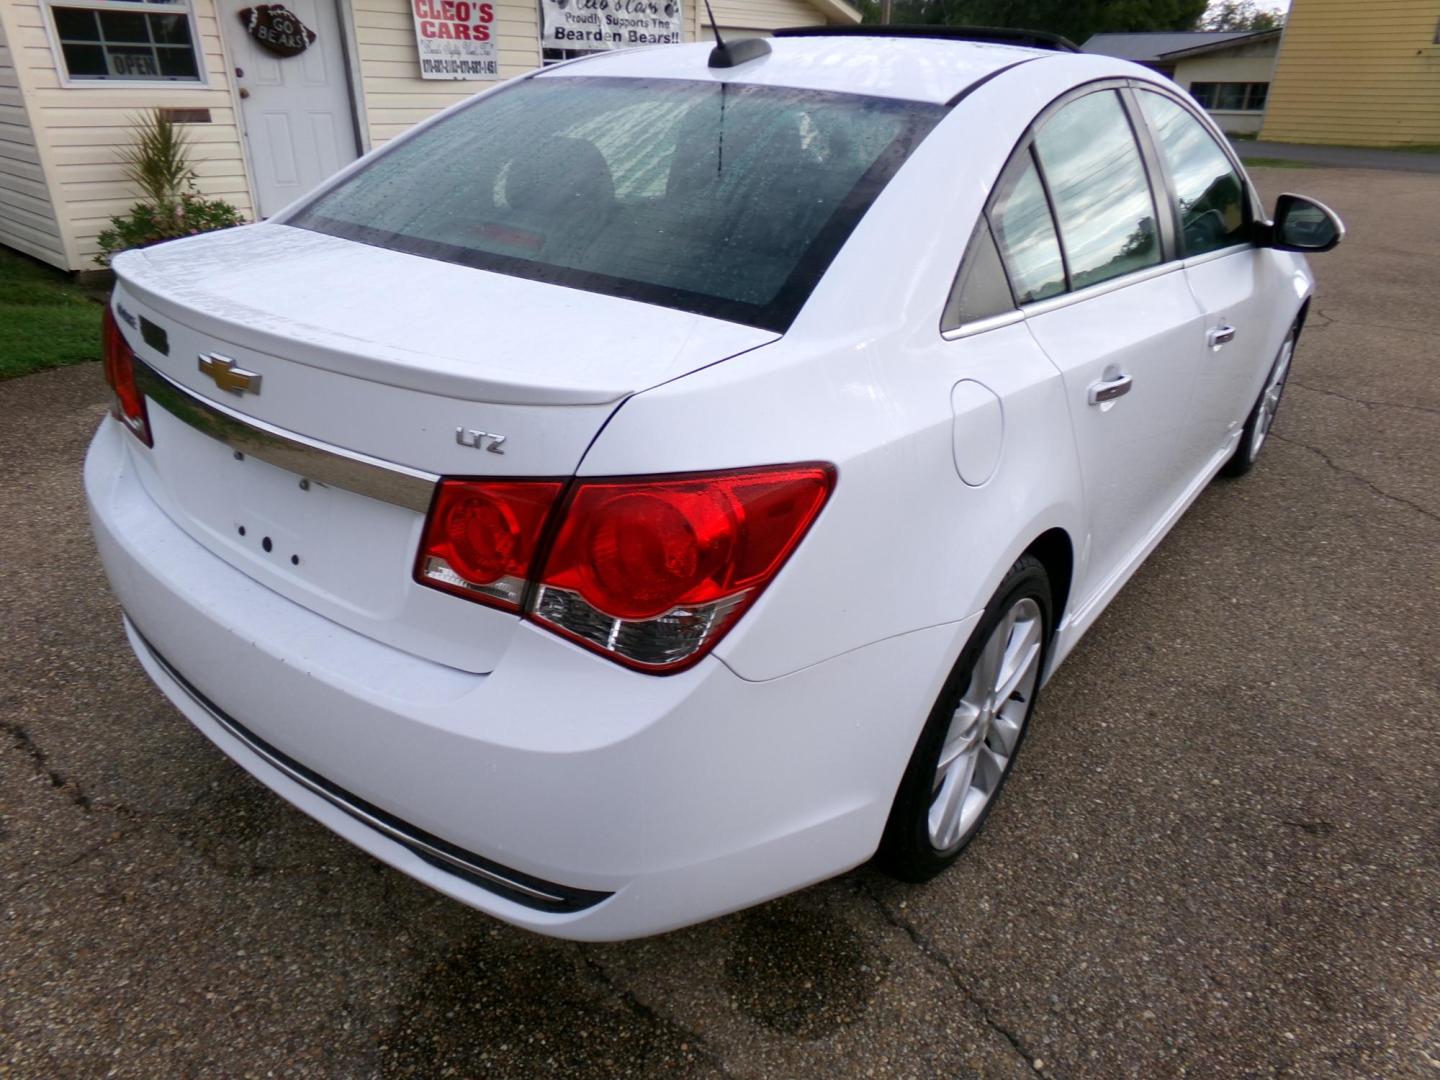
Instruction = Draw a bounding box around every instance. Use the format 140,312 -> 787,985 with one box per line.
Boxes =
287,76 -> 943,332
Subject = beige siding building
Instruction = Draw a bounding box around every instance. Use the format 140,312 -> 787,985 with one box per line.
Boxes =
1082,29 -> 1279,135
1261,0 -> 1440,147
0,0 -> 858,272
1163,31 -> 1279,136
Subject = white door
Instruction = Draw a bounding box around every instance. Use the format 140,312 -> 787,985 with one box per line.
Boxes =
1132,90 -> 1293,466
220,0 -> 360,217
991,89 -> 1205,605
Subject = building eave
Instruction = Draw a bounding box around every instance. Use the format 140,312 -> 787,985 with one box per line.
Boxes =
1157,28 -> 1282,61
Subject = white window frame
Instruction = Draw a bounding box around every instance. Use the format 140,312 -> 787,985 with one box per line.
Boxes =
41,0 -> 210,89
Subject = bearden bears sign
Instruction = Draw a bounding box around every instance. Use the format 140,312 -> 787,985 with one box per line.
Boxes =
541,0 -> 682,51
411,0 -> 499,79
237,5 -> 316,58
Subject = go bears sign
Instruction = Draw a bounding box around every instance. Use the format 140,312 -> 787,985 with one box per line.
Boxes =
237,5 -> 316,58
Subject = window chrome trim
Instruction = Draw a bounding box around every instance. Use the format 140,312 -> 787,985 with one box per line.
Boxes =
1182,242 -> 1254,268
128,622 -> 612,914
133,357 -> 438,514
1018,261 -> 1181,318
941,309 -> 1025,341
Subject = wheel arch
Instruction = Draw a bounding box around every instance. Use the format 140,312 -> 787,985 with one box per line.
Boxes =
1022,527 -> 1074,637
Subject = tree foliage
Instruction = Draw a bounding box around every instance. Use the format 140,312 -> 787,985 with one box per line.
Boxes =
1200,0 -> 1284,30
859,0 -> 1211,45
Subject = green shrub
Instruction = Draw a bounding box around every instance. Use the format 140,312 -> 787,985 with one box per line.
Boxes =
93,108 -> 246,267
95,193 -> 246,267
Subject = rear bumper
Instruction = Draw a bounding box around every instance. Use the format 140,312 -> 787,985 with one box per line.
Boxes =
86,418 -> 974,939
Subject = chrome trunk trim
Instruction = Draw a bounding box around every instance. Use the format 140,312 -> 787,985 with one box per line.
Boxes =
133,358 -> 438,513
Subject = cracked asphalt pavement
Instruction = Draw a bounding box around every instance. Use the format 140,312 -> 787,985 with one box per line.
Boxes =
2,166 -> 1437,1078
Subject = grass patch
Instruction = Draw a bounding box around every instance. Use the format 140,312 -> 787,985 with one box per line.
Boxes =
0,248 -> 106,380
1242,156 -> 1317,170
1226,131 -> 1258,141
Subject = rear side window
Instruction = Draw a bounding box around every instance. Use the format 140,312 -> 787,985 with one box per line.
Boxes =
287,77 -> 942,333
1033,90 -> 1161,291
1138,91 -> 1249,257
989,149 -> 1066,304
943,220 -> 1015,330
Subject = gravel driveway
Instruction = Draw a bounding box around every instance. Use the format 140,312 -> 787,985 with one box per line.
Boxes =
2,165 -> 1437,1078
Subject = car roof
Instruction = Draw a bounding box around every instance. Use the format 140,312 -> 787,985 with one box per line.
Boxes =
533,34 -> 1065,106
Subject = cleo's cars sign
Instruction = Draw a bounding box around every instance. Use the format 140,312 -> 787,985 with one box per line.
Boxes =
411,0 -> 498,79
541,0 -> 682,51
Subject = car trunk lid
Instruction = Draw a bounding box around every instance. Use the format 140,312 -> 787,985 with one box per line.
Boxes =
111,225 -> 777,674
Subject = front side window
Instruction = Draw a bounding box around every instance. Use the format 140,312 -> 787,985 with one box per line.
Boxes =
46,0 -> 202,82
1033,90 -> 1161,291
289,77 -> 943,332
1139,91 -> 1249,257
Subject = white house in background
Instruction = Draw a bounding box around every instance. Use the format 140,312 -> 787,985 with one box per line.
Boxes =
1083,29 -> 1282,135
0,0 -> 859,272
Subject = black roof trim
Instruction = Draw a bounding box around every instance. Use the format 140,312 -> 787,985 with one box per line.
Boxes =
773,24 -> 1081,53
944,56 -> 1041,107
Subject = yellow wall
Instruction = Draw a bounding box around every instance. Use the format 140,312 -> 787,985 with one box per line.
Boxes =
1261,0 -> 1440,147
3,0 -> 254,270
0,7 -> 66,265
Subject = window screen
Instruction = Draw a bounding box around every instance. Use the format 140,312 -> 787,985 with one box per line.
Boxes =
1188,82 -> 1269,112
1033,91 -> 1160,291
1139,91 -> 1249,257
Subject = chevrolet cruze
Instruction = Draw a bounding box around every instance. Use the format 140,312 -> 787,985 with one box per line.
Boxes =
86,27 -> 1343,939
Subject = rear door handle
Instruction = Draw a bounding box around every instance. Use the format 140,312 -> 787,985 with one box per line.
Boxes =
1088,372 -> 1132,406
1207,324 -> 1237,350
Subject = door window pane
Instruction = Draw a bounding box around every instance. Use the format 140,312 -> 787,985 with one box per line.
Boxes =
988,149 -> 1065,304
1139,91 -> 1249,257
1033,90 -> 1160,291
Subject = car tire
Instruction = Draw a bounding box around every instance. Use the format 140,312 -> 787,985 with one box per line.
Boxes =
1222,325 -> 1297,478
877,555 -> 1052,883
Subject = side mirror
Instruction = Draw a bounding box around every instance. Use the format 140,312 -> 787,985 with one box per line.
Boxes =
1266,193 -> 1345,253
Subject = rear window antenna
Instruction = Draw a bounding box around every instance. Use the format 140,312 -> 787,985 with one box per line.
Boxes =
704,0 -> 771,67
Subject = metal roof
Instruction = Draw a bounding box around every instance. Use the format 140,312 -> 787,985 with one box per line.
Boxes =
1080,31 -> 1255,63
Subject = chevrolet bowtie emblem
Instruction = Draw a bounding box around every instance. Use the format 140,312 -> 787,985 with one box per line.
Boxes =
198,353 -> 262,395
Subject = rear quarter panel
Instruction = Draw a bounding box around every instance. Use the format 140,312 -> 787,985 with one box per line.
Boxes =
579,63 -> 1107,682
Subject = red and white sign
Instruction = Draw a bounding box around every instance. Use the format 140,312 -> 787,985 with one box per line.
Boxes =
411,0 -> 499,80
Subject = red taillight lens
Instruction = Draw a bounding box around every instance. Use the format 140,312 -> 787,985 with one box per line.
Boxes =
413,465 -> 835,672
532,465 -> 835,672
415,479 -> 564,611
102,307 -> 152,447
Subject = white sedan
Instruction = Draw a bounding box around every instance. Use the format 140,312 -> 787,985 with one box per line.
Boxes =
86,28 -> 1343,940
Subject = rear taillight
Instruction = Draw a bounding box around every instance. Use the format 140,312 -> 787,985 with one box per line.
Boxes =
102,307 -> 152,447
414,465 -> 835,673
416,480 -> 564,611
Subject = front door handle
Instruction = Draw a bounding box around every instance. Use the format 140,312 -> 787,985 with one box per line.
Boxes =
1207,324 -> 1237,350
1088,372 -> 1133,406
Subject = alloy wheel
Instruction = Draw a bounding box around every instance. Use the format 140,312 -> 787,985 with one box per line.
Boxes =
928,596 -> 1043,851
1250,336 -> 1294,460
